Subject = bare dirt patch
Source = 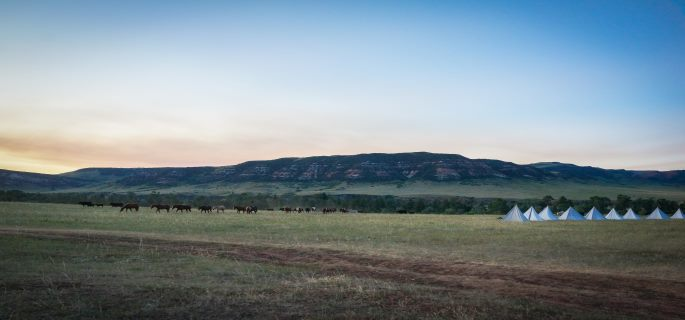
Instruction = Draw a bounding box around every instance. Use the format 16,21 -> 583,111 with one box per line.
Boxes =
2,227 -> 684,319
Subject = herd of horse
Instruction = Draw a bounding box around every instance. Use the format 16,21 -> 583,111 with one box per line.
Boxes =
78,201 -> 349,214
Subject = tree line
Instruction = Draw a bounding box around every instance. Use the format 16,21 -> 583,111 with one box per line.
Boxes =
0,190 -> 683,215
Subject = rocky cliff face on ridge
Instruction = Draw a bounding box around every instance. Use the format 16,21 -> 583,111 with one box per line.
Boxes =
60,152 -> 548,186
2,152 -> 684,191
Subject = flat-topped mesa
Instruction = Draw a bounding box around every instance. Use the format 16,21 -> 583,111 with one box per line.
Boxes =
1,152 -> 684,191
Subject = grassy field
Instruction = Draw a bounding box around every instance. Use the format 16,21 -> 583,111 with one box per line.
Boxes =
53,179 -> 685,201
2,202 -> 685,319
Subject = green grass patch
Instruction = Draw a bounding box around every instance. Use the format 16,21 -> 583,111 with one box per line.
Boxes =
2,202 -> 684,281
1,236 -> 617,319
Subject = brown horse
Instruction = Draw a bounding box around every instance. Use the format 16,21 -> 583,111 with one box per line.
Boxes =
246,206 -> 258,214
173,204 -> 191,212
234,206 -> 247,213
120,203 -> 139,212
199,205 -> 212,213
151,204 -> 170,213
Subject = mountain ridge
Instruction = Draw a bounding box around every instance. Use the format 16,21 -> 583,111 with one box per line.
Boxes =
2,152 -> 685,195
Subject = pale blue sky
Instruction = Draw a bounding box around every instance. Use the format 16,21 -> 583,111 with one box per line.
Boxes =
1,1 -> 684,173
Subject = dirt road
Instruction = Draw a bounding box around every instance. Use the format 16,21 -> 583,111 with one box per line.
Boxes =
2,227 -> 684,319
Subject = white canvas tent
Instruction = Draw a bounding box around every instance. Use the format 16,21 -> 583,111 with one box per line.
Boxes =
646,207 -> 670,220
538,206 -> 559,221
585,207 -> 606,220
559,207 -> 585,221
622,208 -> 641,220
524,206 -> 544,221
672,209 -> 684,220
605,208 -> 623,220
502,205 -> 529,222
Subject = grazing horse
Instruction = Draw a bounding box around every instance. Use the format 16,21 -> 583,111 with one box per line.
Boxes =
78,201 -> 93,207
213,205 -> 225,213
110,202 -> 124,207
199,205 -> 212,213
173,205 -> 191,212
234,206 -> 247,213
120,203 -> 139,212
246,206 -> 258,214
151,204 -> 170,213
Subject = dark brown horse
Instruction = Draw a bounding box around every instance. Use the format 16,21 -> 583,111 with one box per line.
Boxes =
120,203 -> 139,212
246,206 -> 258,214
151,204 -> 170,213
173,204 -> 191,212
234,206 -> 247,213
78,201 -> 93,207
199,205 -> 212,213
95,203 -> 104,207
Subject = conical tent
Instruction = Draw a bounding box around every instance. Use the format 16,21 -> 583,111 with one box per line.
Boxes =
646,207 -> 670,220
622,208 -> 641,220
605,208 -> 623,220
502,205 -> 529,222
538,206 -> 559,221
585,207 -> 606,220
672,209 -> 684,219
559,207 -> 585,221
524,206 -> 544,221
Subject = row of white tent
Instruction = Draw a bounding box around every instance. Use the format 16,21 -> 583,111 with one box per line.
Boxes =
503,205 -> 684,222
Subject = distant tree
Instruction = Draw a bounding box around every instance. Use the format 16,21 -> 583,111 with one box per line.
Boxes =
656,198 -> 678,213
540,195 -> 554,207
632,198 -> 655,215
415,198 -> 426,212
589,196 -> 612,211
489,198 -> 509,214
468,203 -> 485,214
615,194 -> 632,211
554,196 -> 572,212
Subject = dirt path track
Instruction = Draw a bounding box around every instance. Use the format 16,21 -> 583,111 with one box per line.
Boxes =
2,227 -> 684,319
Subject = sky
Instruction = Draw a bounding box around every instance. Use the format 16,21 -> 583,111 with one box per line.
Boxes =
1,0 -> 684,174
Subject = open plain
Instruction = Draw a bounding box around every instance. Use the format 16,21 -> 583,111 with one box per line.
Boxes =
2,202 -> 685,319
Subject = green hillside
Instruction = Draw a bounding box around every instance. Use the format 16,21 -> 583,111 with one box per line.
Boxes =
47,179 -> 685,201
